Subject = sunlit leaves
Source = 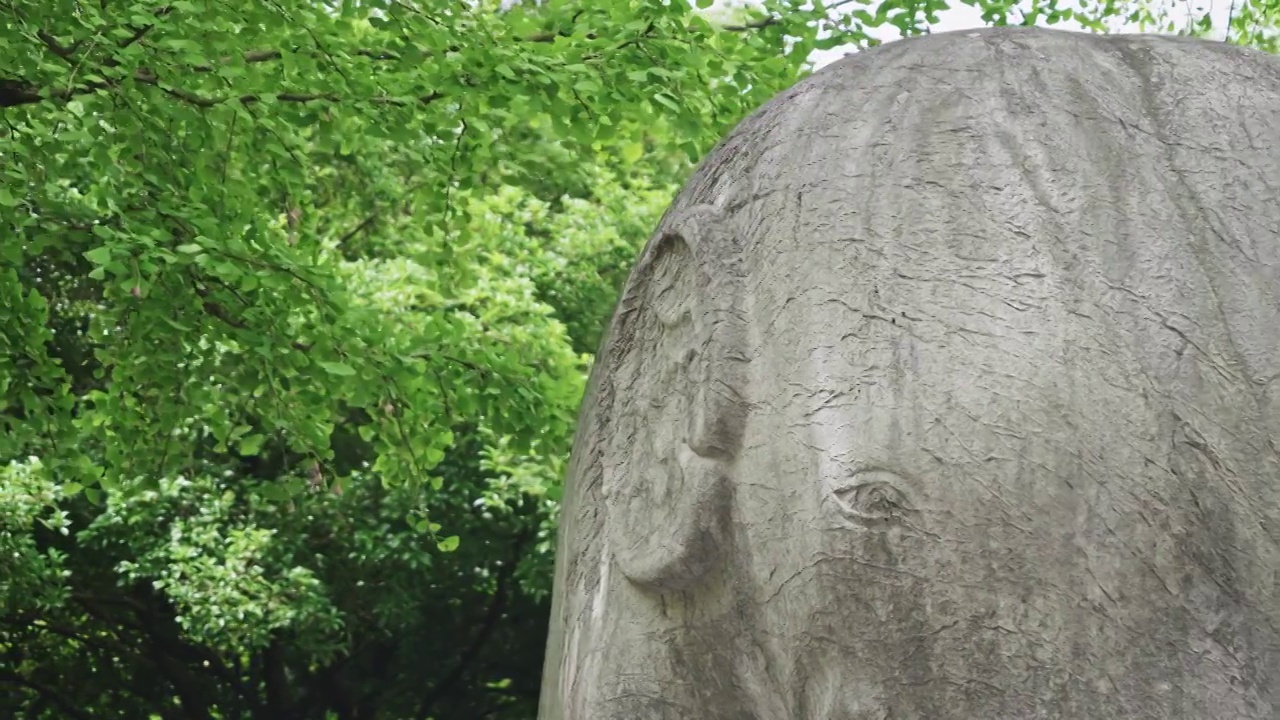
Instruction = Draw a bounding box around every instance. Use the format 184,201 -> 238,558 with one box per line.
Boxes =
0,0 -> 836,507
3,0 -> 1278,716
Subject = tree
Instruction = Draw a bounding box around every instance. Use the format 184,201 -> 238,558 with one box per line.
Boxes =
0,1 -> 842,716
1,166 -> 674,718
3,0 -> 1276,717
1121,0 -> 1279,51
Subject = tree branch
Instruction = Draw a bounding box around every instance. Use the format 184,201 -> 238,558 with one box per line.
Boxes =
262,639 -> 291,718
720,0 -> 861,31
121,5 -> 175,48
0,671 -> 96,720
415,526 -> 532,719
36,30 -> 80,59
1,63 -> 443,109
0,78 -> 48,107
6,4 -> 795,111
3,615 -> 134,660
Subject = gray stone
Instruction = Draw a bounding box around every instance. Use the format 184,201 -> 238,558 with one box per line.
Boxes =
538,26 -> 1280,719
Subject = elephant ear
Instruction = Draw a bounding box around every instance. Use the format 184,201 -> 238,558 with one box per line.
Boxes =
602,203 -> 749,594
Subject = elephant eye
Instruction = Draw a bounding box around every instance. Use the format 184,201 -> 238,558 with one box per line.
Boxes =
830,470 -> 914,524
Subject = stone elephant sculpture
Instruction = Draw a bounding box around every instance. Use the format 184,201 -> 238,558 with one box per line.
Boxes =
539,26 -> 1280,719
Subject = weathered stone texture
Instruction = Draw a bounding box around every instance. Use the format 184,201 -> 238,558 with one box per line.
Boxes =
539,27 -> 1280,719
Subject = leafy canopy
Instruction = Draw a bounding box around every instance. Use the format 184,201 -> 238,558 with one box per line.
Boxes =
2,0 -> 1277,718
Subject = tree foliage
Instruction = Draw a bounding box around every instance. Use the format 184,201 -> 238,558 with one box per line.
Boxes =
2,0 -> 1277,717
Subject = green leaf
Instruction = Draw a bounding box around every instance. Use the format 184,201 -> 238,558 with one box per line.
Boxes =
238,434 -> 266,455
176,243 -> 204,254
653,93 -> 679,112
621,142 -> 644,163
436,535 -> 460,552
259,483 -> 292,502
84,246 -> 113,265
319,361 -> 356,376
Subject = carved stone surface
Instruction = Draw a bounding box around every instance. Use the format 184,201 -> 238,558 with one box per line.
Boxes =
538,27 -> 1280,719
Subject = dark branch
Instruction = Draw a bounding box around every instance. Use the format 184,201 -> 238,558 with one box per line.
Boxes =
0,78 -> 45,107
36,30 -> 79,58
0,67 -> 445,109
121,5 -> 175,48
0,671 -> 96,720
415,527 -> 533,718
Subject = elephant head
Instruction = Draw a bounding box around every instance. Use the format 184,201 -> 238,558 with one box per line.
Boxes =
541,26 -> 1280,720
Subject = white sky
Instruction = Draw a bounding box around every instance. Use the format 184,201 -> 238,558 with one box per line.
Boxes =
707,0 -> 1236,68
